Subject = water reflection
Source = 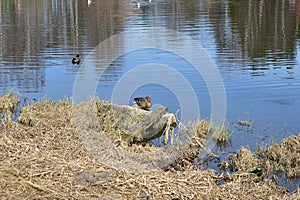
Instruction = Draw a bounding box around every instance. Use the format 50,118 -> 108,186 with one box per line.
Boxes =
0,0 -> 298,119
0,0 -> 131,94
0,0 -> 299,125
0,0 -> 299,94
0,0 -> 300,190
203,0 -> 298,75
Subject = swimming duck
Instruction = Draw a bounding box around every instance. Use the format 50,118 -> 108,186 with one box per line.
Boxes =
134,96 -> 152,110
72,54 -> 80,65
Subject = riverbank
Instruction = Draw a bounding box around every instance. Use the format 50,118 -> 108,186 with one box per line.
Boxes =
0,92 -> 299,199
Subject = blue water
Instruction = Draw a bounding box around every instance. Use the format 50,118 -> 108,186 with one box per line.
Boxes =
0,0 -> 299,190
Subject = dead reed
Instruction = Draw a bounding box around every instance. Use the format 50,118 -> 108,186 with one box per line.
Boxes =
0,93 -> 299,199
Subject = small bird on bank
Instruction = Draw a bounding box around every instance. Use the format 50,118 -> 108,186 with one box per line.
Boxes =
134,96 -> 152,110
72,54 -> 80,65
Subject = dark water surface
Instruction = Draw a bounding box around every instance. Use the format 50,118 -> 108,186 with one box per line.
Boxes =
0,0 -> 300,190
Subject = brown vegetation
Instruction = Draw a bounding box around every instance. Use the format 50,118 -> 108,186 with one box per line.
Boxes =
0,93 -> 299,199
257,134 -> 300,178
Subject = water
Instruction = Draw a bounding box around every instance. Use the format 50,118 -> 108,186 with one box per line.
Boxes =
0,0 -> 300,190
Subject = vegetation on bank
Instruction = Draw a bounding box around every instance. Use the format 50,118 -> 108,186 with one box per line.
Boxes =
0,92 -> 299,199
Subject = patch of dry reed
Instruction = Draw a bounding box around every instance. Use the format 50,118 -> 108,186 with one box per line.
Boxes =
0,93 -> 299,199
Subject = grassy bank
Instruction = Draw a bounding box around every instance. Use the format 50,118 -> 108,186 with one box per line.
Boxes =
0,92 -> 299,199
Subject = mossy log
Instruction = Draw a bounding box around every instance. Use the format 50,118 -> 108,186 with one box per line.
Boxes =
129,106 -> 169,141
96,101 -> 176,142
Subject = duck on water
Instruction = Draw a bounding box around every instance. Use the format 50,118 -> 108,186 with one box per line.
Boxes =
72,54 -> 80,65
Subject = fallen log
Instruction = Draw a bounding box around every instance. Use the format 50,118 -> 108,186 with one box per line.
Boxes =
96,101 -> 176,142
130,106 -> 168,141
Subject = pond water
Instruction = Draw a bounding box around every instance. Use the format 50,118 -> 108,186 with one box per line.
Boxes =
0,0 -> 300,190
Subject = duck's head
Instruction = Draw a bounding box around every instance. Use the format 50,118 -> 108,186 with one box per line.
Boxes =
145,96 -> 152,107
145,96 -> 151,102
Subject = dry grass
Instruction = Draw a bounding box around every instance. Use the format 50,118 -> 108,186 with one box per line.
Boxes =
0,92 -> 20,121
0,93 -> 299,199
257,133 -> 300,178
230,147 -> 259,171
212,123 -> 232,148
19,99 -> 71,127
228,133 -> 300,181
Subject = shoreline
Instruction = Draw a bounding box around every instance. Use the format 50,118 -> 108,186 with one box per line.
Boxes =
0,92 -> 299,199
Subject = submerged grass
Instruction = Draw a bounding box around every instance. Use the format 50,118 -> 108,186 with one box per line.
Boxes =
228,134 -> 300,181
212,123 -> 232,149
0,92 -> 20,121
229,146 -> 259,171
257,133 -> 300,178
0,92 -> 299,199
